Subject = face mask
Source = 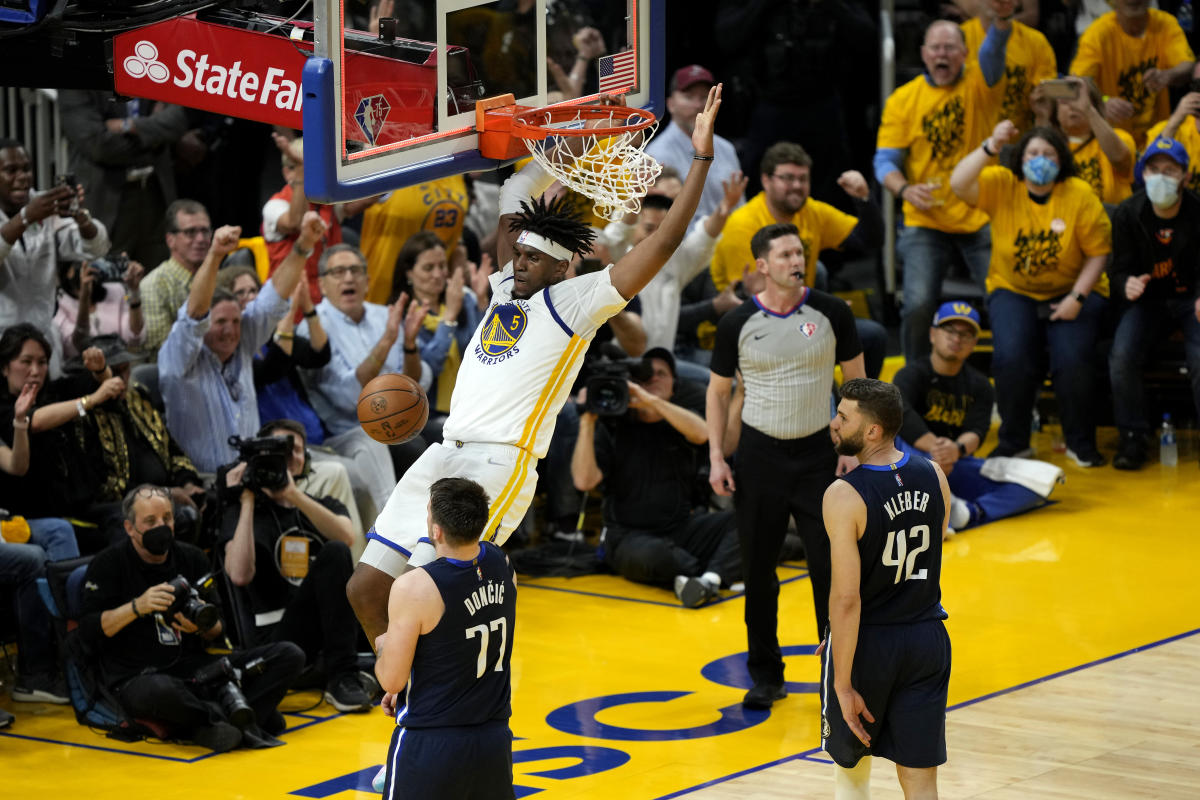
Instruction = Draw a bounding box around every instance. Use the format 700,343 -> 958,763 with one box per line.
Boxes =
141,524 -> 174,556
1022,155 -> 1059,186
1144,173 -> 1181,208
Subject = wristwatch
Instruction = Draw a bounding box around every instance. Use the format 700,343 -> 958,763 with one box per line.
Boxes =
1071,290 -> 1087,303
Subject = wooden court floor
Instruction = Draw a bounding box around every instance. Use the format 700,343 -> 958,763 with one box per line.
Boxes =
3,426 -> 1199,799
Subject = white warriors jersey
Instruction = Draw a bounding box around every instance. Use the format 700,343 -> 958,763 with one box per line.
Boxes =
441,262 -> 628,458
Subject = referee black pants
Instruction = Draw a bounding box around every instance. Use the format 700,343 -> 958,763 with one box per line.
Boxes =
734,424 -> 836,687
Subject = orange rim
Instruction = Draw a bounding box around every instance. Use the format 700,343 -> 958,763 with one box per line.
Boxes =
510,105 -> 657,142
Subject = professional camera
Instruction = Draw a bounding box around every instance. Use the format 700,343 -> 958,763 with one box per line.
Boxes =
191,656 -> 267,730
583,357 -> 653,417
228,434 -> 293,491
87,255 -> 129,284
164,573 -> 221,630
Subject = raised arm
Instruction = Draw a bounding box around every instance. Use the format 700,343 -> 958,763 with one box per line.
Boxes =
269,211 -> 326,302
187,225 -> 243,320
951,119 -> 1017,206
609,85 -> 722,300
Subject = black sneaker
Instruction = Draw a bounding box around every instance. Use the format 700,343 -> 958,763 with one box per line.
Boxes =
12,673 -> 69,704
325,672 -> 372,713
742,682 -> 786,710
1113,430 -> 1147,471
674,576 -> 718,608
194,721 -> 243,753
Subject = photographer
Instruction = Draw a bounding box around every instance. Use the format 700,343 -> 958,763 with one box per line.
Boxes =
80,484 -> 304,752
571,348 -> 740,608
52,255 -> 145,359
219,419 -> 370,713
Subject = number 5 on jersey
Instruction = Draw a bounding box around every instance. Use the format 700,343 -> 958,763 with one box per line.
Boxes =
466,617 -> 508,678
883,525 -> 930,584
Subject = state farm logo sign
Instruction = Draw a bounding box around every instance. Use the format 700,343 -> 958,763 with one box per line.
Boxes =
124,41 -> 170,84
114,18 -> 307,128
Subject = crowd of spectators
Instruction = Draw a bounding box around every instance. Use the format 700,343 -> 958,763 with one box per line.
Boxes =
3,0 -> 1200,742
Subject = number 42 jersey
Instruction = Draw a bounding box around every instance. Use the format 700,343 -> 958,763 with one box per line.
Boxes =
839,452 -> 948,626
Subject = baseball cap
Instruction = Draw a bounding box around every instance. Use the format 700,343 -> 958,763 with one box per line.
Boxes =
932,301 -> 981,333
1135,136 -> 1189,184
642,346 -> 676,376
65,334 -> 145,373
671,65 -> 715,93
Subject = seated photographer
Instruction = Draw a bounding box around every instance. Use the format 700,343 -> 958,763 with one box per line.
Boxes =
571,347 -> 740,608
219,419 -> 371,713
80,484 -> 304,752
52,254 -> 146,360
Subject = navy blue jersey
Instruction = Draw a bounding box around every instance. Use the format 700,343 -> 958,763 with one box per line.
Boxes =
400,541 -> 516,729
839,452 -> 947,625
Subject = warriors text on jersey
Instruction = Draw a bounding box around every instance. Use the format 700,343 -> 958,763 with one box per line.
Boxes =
441,263 -> 628,459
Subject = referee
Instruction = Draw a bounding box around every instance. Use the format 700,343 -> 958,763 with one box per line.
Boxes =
706,222 -> 865,710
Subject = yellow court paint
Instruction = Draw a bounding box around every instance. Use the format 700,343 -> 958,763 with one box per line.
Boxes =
3,428 -> 1199,798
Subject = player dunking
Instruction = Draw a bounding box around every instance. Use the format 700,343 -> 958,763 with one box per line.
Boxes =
822,379 -> 952,800
374,478 -> 517,800
347,85 -> 723,644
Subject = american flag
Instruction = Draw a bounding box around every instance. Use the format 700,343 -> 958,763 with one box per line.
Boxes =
598,50 -> 637,94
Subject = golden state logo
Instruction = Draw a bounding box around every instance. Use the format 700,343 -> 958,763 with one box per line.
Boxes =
476,302 -> 527,365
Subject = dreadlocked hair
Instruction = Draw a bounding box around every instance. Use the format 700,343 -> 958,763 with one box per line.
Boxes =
507,194 -> 597,259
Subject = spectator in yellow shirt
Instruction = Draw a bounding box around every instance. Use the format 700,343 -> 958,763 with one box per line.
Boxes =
952,121 -> 1112,466
875,15 -> 1012,360
1031,75 -> 1136,206
1070,0 -> 1195,147
1144,88 -> 1200,195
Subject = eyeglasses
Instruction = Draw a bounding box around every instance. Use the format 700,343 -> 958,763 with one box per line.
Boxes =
320,264 -> 367,280
769,172 -> 808,185
232,287 -> 259,300
937,324 -> 977,341
171,226 -> 212,239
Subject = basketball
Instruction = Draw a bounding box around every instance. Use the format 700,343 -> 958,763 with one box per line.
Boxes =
357,374 -> 429,444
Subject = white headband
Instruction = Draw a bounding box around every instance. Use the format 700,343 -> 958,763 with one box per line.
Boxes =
516,230 -> 573,263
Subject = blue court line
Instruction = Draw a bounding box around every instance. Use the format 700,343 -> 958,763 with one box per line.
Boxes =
651,626 -> 1200,799
0,704 -> 350,760
0,730 -> 209,762
520,572 -> 810,609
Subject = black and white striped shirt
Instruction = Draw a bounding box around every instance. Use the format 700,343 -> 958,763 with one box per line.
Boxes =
712,289 -> 861,440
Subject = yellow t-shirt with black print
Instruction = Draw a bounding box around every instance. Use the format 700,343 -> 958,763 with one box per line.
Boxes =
709,192 -> 858,292
974,166 -> 1112,300
878,63 -> 998,233
1145,116 -> 1200,195
1070,9 -> 1195,147
1069,129 -> 1136,205
360,176 -> 468,305
962,18 -> 1057,133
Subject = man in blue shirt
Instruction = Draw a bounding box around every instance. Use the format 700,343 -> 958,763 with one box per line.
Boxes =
159,212 -> 323,472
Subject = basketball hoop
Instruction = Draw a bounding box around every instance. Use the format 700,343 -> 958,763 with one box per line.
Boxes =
478,98 -> 662,222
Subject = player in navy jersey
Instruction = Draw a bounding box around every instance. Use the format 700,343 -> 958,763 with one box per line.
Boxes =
821,379 -> 952,800
374,478 -> 517,800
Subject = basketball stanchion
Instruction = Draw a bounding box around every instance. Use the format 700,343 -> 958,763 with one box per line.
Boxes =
476,94 -> 662,222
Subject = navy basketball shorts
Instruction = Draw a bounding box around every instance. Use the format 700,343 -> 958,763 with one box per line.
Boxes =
821,619 -> 951,769
382,720 -> 515,800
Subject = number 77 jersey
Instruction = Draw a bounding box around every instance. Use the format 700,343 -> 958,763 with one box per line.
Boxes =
398,541 -> 517,729
841,452 -> 949,625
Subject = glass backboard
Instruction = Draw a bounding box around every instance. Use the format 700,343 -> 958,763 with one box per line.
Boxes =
304,0 -> 662,203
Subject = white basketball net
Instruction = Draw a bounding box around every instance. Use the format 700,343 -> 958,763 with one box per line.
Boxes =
520,109 -> 662,222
